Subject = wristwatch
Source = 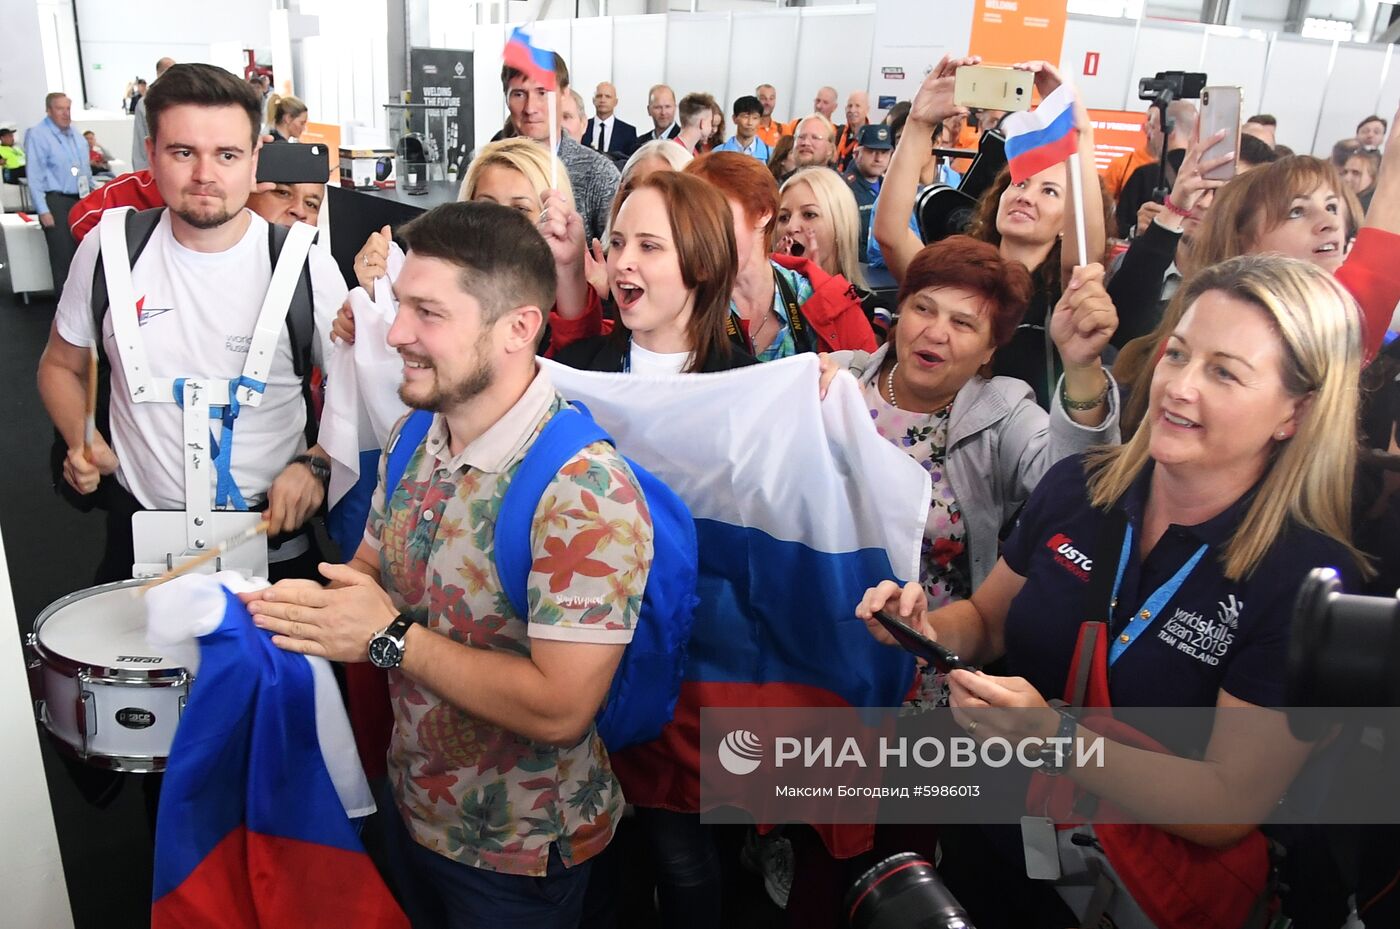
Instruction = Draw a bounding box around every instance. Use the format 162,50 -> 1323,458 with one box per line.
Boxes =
1037,709 -> 1080,776
368,614 -> 415,669
292,454 -> 331,485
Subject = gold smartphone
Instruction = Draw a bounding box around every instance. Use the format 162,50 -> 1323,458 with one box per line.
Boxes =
953,65 -> 1034,112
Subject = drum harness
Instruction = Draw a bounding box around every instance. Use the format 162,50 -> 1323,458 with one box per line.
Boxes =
97,208 -> 317,558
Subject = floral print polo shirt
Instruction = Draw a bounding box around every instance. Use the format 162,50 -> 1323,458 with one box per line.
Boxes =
364,368 -> 654,876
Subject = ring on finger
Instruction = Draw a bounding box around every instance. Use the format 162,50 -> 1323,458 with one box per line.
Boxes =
967,720 -> 979,736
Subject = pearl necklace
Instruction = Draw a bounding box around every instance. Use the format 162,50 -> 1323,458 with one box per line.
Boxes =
886,361 -> 954,416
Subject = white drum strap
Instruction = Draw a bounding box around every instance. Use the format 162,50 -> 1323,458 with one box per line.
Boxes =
99,210 -> 318,526
181,379 -> 214,546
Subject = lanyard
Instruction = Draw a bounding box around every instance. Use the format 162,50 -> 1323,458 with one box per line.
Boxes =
48,122 -> 81,173
1106,522 -> 1208,666
726,266 -> 814,355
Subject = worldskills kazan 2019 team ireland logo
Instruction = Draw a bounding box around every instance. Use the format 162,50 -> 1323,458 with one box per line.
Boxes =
717,729 -> 764,775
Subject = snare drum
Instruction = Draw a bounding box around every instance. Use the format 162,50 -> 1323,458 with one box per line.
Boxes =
29,580 -> 191,772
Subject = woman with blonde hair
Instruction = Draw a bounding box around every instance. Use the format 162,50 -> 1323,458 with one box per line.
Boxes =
1114,142 -> 1400,434
778,166 -> 868,291
621,138 -> 693,182
334,139 -> 573,341
266,93 -> 309,142
859,253 -> 1367,928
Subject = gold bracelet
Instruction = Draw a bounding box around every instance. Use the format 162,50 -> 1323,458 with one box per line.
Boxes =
1061,370 -> 1110,411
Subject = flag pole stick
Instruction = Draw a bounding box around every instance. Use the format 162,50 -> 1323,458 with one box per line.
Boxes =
547,90 -> 560,190
1068,150 -> 1089,269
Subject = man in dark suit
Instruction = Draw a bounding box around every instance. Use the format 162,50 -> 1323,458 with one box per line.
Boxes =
635,84 -> 681,149
583,82 -> 637,163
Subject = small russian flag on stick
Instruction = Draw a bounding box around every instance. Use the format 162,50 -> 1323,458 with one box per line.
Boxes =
503,27 -> 558,91
1003,84 -> 1088,265
503,26 -> 561,188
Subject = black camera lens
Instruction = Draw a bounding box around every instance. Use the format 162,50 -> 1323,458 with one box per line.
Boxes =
846,853 -> 975,929
1288,567 -> 1400,726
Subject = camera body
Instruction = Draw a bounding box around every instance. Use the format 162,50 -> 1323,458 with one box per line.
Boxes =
1138,70 -> 1207,103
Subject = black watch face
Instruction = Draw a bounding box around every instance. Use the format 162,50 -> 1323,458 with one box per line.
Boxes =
368,635 -> 402,668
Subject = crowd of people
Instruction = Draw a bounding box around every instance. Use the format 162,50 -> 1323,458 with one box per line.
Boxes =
24,45 -> 1400,929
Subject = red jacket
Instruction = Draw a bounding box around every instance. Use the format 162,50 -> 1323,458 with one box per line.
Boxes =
68,170 -> 164,243
1336,228 -> 1400,365
768,253 -> 877,354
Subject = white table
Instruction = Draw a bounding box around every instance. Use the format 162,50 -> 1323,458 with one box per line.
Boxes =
0,213 -> 53,301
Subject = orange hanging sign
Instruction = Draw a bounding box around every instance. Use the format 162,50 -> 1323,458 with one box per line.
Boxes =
968,0 -> 1070,67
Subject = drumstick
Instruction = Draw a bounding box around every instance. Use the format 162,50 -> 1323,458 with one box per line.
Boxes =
137,519 -> 272,594
83,345 -> 98,460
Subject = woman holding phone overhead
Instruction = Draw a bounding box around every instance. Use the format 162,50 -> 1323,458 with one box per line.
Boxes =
1114,117 -> 1400,435
874,56 -> 1112,410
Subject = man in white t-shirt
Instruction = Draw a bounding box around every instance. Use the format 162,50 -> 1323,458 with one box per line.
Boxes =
38,63 -> 346,583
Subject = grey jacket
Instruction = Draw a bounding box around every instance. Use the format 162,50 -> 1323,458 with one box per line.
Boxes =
835,343 -> 1120,590
558,134 -> 621,243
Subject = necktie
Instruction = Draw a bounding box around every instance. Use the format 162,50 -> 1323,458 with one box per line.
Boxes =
597,121 -> 607,152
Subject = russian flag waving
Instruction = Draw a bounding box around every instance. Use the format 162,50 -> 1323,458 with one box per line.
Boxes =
147,575 -> 407,929
543,356 -> 929,857
1002,83 -> 1080,185
503,27 -> 558,91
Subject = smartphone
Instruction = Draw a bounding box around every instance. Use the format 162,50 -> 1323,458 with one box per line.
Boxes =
1198,86 -> 1242,182
953,65 -> 1033,113
873,610 -> 978,672
256,142 -> 331,185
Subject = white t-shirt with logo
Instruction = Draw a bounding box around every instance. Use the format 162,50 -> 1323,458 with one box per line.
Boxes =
55,210 -> 346,510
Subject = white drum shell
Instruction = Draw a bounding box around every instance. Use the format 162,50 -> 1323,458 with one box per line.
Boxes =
30,580 -> 191,772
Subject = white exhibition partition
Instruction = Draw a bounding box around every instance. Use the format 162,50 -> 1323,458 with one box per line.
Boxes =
667,13 -> 736,119
569,17 -> 616,116
610,16 -> 670,131
1258,39 -> 1339,154
730,13 -> 802,123
793,8 -> 876,123
0,527 -> 74,929
1317,43 -> 1390,153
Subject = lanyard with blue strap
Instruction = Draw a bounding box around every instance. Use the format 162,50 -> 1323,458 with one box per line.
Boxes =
1106,521 -> 1209,665
170,375 -> 268,509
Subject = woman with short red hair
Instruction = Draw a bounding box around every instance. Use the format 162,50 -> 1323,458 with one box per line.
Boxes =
686,151 -> 877,357
822,235 -> 1121,694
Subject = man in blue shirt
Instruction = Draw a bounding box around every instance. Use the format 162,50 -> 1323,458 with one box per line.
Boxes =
716,95 -> 772,163
26,92 -> 91,294
844,124 -> 891,251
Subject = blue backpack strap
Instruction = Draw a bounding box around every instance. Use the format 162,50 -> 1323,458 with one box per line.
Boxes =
495,405 -> 610,620
383,410 -> 434,509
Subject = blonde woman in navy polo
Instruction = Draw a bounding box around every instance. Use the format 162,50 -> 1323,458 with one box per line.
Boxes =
858,254 -> 1368,928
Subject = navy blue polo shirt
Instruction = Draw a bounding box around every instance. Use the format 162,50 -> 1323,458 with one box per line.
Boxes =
1001,455 -> 1358,710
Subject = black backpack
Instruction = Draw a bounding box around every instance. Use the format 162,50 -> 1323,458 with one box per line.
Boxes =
51,208 -> 318,512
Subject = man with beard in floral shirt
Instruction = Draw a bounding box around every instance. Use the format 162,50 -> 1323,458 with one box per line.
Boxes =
246,201 -> 653,929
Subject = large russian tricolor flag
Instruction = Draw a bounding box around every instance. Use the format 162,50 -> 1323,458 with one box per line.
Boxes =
146,575 -> 407,929
543,356 -> 929,856
1002,83 -> 1080,185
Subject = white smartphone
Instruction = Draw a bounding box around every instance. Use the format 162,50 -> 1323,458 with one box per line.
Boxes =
1198,86 -> 1243,182
953,65 -> 1034,113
